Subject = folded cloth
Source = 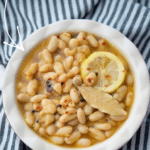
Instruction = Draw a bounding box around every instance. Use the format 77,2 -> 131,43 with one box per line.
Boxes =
0,0 -> 150,150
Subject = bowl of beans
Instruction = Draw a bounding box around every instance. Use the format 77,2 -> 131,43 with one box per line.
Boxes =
2,20 -> 150,150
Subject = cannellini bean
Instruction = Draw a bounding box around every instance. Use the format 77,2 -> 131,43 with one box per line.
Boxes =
120,103 -> 125,109
56,120 -> 65,128
87,34 -> 98,47
56,126 -> 73,136
99,38 -> 106,49
107,119 -> 116,126
126,74 -> 133,85
77,32 -> 89,46
83,104 -> 94,116
55,113 -> 60,121
54,54 -> 63,62
31,94 -> 47,103
25,112 -> 35,126
64,48 -> 77,57
51,136 -> 64,145
125,92 -> 133,107
69,39 -> 79,49
95,123 -> 112,131
48,36 -> 58,53
17,82 -> 27,93
17,93 -> 30,103
77,45 -> 90,56
72,75 -> 82,86
66,107 -> 77,114
54,62 -> 65,75
33,122 -> 40,131
46,124 -> 56,135
33,103 -> 42,111
73,60 -> 79,67
42,49 -> 53,63
113,85 -> 127,102
77,108 -> 86,124
41,114 -> 55,127
58,74 -> 68,82
67,119 -> 79,126
77,138 -> 91,147
75,53 -> 86,63
65,131 -> 81,144
78,124 -> 89,134
60,95 -> 72,106
84,72 -> 97,86
39,64 -> 53,73
39,127 -> 47,136
24,103 -> 33,111
59,114 -> 77,123
70,87 -> 80,103
89,127 -> 106,141
78,101 -> 86,108
60,32 -> 71,43
110,115 -> 127,121
105,129 -> 114,138
34,112 -> 40,121
52,83 -> 62,94
58,39 -> 67,50
89,111 -> 105,122
67,67 -> 80,78
27,79 -> 38,96
25,63 -> 38,80
57,106 -> 66,114
65,56 -> 74,69
43,72 -> 57,81
41,99 -> 57,114
50,98 -> 60,106
63,79 -> 73,93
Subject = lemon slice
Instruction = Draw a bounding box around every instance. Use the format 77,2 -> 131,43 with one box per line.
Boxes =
80,52 -> 126,93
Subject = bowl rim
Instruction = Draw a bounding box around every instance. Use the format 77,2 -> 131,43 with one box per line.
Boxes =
2,19 -> 150,150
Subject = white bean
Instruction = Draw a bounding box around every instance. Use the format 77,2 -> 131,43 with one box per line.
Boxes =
31,94 -> 47,103
73,60 -> 79,67
89,111 -> 105,122
65,131 -> 81,144
83,104 -> 94,116
64,48 -> 77,57
46,124 -> 56,135
75,53 -> 86,63
54,54 -> 63,62
77,32 -> 89,46
60,32 -> 71,43
77,108 -> 86,124
55,113 -> 60,121
125,92 -> 133,107
57,106 -> 66,114
65,56 -> 74,69
56,120 -> 65,128
27,79 -> 38,96
77,138 -> 91,147
48,36 -> 58,53
72,75 -> 82,86
67,67 -> 80,78
66,107 -> 77,114
39,127 -> 47,136
77,45 -> 90,56
95,123 -> 112,131
59,114 -> 77,123
25,63 -> 38,80
41,114 -> 55,127
58,39 -> 67,50
63,79 -> 73,93
69,39 -> 79,49
33,103 -> 41,111
67,119 -> 79,126
54,62 -> 65,75
78,124 -> 89,134
52,82 -> 62,94
58,74 -> 68,82
42,49 -> 53,63
113,85 -> 127,102
51,136 -> 64,145
33,122 -> 40,131
70,87 -> 80,103
43,72 -> 57,81
25,112 -> 35,126
87,34 -> 98,47
17,93 -> 30,103
84,72 -> 96,86
126,74 -> 133,85
89,127 -> 106,141
24,103 -> 33,111
39,64 -> 53,73
56,126 -> 73,136
110,115 -> 127,121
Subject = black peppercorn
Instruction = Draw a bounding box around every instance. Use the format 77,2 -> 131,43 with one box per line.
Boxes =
57,104 -> 62,107
95,72 -> 98,76
31,110 -> 35,113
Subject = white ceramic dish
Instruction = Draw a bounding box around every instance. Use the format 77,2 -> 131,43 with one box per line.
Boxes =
2,20 -> 150,150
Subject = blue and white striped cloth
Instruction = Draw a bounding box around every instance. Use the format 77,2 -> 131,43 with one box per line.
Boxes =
0,0 -> 150,150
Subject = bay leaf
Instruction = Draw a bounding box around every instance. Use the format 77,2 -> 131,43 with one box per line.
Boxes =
77,86 -> 126,116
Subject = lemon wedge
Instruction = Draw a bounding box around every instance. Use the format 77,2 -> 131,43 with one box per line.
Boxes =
80,52 -> 126,93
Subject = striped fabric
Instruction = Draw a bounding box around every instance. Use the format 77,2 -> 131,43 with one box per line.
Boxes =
0,0 -> 150,150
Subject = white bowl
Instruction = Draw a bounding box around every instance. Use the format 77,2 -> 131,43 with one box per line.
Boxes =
2,20 -> 150,150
